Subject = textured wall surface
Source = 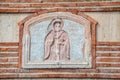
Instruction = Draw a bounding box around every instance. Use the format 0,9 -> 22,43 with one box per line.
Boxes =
0,12 -> 120,42
0,14 -> 29,42
86,12 -> 120,41
0,0 -> 120,79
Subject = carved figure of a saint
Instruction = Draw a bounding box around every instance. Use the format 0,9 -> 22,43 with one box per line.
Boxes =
44,18 -> 70,62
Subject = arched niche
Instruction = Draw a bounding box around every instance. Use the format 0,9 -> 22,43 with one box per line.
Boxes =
18,10 -> 97,68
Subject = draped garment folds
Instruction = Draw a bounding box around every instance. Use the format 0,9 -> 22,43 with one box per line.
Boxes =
44,30 -> 70,61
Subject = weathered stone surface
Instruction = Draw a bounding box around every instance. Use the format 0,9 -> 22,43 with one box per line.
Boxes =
21,12 -> 93,68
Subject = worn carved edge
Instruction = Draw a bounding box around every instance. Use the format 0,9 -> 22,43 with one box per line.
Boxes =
0,1 -> 120,13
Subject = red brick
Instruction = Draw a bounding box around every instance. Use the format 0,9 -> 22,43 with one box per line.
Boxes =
0,2 -> 119,8
29,69 -> 97,73
97,42 -> 120,46
31,3 -> 54,8
0,58 -> 8,62
76,2 -> 120,6
54,3 -> 76,7
0,53 -> 18,57
0,69 -> 29,73
0,74 -> 19,79
0,69 -> 15,73
67,8 -> 78,14
57,8 -> 67,12
0,7 -> 120,13
18,25 -> 24,68
37,9 -> 48,15
0,42 -> 19,46
1,73 -> 120,78
0,64 -> 18,68
0,1 -> 119,79
96,63 -> 120,67
47,8 -> 58,12
96,57 -> 120,62
96,47 -> 120,51
0,48 -> 18,52
18,8 -> 37,13
96,53 -> 120,57
0,0 -> 42,3
8,58 -> 18,62
98,69 -> 120,73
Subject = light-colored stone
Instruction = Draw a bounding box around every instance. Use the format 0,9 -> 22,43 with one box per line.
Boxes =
85,12 -> 120,41
0,13 -> 30,42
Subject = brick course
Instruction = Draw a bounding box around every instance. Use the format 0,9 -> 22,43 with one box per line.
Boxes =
0,42 -> 120,78
0,1 -> 120,13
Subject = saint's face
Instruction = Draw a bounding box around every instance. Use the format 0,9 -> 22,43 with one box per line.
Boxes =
53,22 -> 62,32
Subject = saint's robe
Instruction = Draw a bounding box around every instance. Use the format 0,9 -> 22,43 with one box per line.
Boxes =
44,30 -> 70,61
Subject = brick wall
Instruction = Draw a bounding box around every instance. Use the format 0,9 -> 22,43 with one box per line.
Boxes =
0,0 -> 120,79
0,42 -> 120,78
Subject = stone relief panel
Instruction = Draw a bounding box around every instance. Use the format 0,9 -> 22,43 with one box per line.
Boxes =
21,12 -> 95,68
30,18 -> 84,62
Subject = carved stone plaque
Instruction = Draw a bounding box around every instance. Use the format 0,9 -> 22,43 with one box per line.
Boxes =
20,12 -> 97,68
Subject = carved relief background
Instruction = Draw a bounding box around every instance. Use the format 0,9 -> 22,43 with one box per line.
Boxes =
30,19 -> 85,61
